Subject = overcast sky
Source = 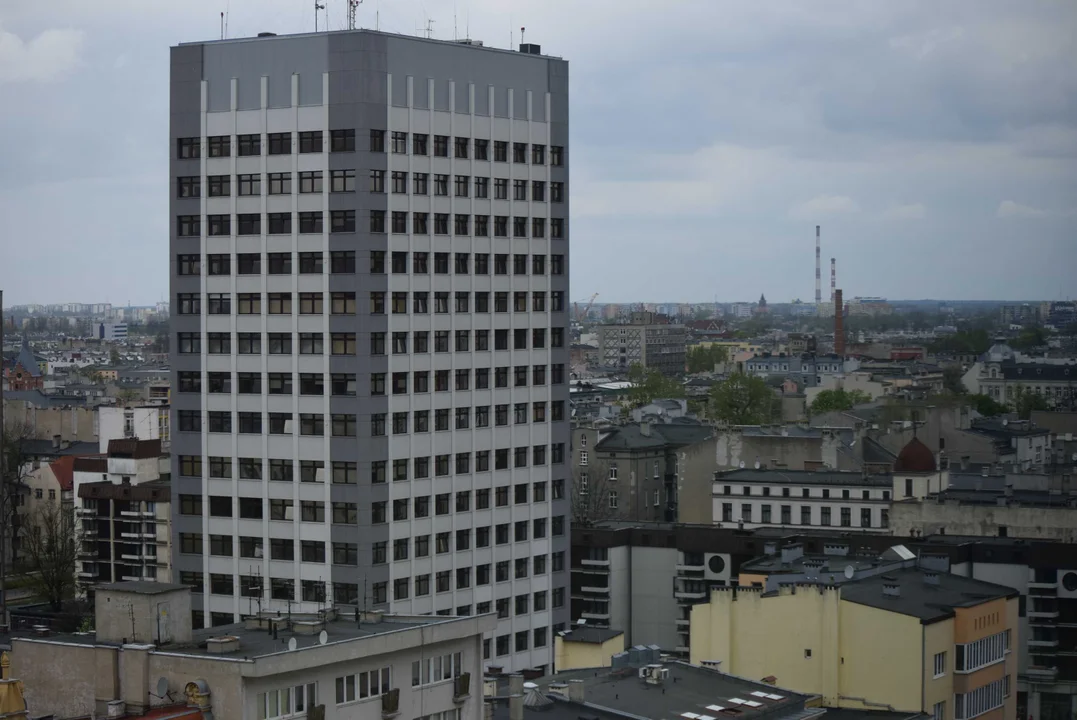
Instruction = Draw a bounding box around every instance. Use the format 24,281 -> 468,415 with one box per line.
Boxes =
1,1 -> 1074,307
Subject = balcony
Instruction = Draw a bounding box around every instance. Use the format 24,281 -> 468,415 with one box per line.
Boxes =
580,611 -> 611,621
1028,609 -> 1060,621
1026,665 -> 1059,683
676,618 -> 691,627
1028,581 -> 1059,591
1028,638 -> 1060,648
674,588 -> 707,600
78,567 -> 99,579
580,558 -> 610,568
675,563 -> 705,573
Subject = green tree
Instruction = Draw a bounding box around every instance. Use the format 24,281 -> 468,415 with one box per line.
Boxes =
686,344 -> 729,373
808,389 -> 872,415
625,364 -> 684,408
1011,326 -> 1048,351
1011,385 -> 1050,419
708,373 -> 779,425
942,365 -> 967,395
967,394 -> 1007,417
109,347 -> 121,365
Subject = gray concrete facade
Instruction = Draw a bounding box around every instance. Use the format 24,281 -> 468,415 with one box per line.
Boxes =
170,29 -> 569,672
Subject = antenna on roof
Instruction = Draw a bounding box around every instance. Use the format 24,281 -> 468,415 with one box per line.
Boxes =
220,11 -> 224,40
315,0 -> 326,32
348,0 -> 361,30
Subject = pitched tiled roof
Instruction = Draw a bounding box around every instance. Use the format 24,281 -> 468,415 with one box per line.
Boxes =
15,337 -> 42,377
48,456 -> 77,492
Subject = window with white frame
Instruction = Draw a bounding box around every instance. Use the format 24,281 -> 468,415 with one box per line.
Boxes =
335,667 -> 391,704
955,630 -> 1009,673
579,473 -> 588,495
653,489 -> 660,506
609,463 -> 618,480
932,701 -> 945,720
954,675 -> 1008,719
580,434 -> 587,447
653,460 -> 660,478
609,490 -> 618,509
257,682 -> 316,719
579,451 -> 588,466
419,710 -> 463,720
411,652 -> 463,686
933,651 -> 946,678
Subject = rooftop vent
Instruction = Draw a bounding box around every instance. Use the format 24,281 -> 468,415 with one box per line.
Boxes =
882,582 -> 901,598
518,43 -> 542,55
924,572 -> 940,586
257,32 -> 277,37
206,635 -> 241,654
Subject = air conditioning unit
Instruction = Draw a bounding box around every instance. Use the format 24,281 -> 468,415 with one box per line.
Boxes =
704,553 -> 731,582
1058,570 -> 1077,598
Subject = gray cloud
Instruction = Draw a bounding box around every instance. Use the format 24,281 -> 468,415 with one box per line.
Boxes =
0,0 -> 1074,306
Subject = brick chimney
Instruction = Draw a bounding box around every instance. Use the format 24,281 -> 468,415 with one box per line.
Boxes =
834,289 -> 845,357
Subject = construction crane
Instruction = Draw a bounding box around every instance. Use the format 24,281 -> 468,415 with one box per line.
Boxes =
574,293 -> 599,322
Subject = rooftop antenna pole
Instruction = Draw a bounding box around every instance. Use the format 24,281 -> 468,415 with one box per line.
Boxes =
453,0 -> 457,40
521,26 -> 525,46
220,12 -> 224,40
830,258 -> 836,303
348,0 -> 361,30
315,0 -> 325,32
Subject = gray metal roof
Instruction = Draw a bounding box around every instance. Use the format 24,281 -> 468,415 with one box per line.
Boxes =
717,468 -> 892,487
840,567 -> 1018,622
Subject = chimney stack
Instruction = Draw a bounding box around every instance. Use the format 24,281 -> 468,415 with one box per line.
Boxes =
830,258 -> 836,303
815,226 -> 822,306
834,289 -> 845,357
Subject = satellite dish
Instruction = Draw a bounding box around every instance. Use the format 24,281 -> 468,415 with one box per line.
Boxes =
844,565 -> 855,580
754,461 -> 761,470
154,677 -> 169,699
1001,418 -> 1008,426
319,630 -> 328,645
1071,452 -> 1077,462
739,461 -> 745,469
287,637 -> 297,652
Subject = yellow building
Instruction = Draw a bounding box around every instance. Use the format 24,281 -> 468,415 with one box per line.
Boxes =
554,627 -> 626,672
690,567 -> 1018,719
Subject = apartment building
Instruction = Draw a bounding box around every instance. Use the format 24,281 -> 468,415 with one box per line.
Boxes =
690,547 -> 1019,718
11,581 -> 493,720
596,313 -> 687,376
169,29 -> 570,672
74,439 -> 172,591
711,467 -> 894,532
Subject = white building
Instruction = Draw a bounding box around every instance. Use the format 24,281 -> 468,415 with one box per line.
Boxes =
97,322 -> 128,341
168,29 -> 571,672
97,404 -> 170,452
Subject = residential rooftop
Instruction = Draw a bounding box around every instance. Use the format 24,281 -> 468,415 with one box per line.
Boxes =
594,423 -> 715,452
840,567 -> 1019,622
557,626 -> 623,644
528,661 -> 816,720
716,468 -> 892,487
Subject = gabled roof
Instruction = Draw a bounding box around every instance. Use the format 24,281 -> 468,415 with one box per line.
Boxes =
48,456 -> 77,492
15,337 -> 42,377
595,423 -> 714,452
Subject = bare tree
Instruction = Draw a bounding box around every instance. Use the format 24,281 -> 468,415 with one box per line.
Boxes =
21,500 -> 81,611
1,419 -> 35,623
571,470 -> 624,528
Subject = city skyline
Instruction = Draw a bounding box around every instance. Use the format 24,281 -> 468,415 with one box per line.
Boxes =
1,0 -> 1075,306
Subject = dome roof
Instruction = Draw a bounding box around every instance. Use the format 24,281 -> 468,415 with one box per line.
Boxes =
984,342 -> 1015,363
894,437 -> 936,473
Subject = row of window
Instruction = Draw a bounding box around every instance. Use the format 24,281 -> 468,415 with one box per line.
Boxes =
178,560 -> 567,609
177,406 -> 569,440
179,171 -> 564,201
954,675 -> 1009,720
720,503 -> 889,528
178,130 -> 564,165
719,484 -> 892,501
176,329 -> 570,361
175,290 -> 567,316
176,212 -> 565,238
178,250 -> 565,276
177,520 -> 565,562
955,630 -> 1010,673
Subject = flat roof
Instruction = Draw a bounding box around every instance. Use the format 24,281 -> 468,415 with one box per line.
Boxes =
179,28 -> 563,59
96,581 -> 189,595
533,662 -> 811,720
717,468 -> 892,487
558,626 -> 623,644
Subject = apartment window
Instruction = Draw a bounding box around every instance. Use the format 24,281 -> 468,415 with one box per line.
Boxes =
177,176 -> 200,198
840,507 -> 852,527
494,178 -> 508,200
861,508 -> 872,528
268,132 -> 291,154
207,214 -> 230,236
299,292 -> 323,315
331,129 -> 355,152
332,210 -> 356,233
299,211 -> 323,233
513,216 -> 528,237
413,133 -> 428,155
934,651 -> 946,678
177,215 -> 200,236
368,210 -> 385,233
207,135 -> 230,157
267,212 -> 292,234
434,174 -> 449,196
513,142 -> 527,163
551,145 -> 564,165
176,137 -> 200,158
335,250 -> 357,273
299,170 -> 323,193
434,134 -> 449,157
933,702 -> 945,720
513,179 -> 528,201
369,129 -> 385,152
268,172 -> 292,194
389,130 -> 407,154
454,213 -> 470,235
551,217 -> 564,237
821,507 -> 831,526
330,169 -> 356,193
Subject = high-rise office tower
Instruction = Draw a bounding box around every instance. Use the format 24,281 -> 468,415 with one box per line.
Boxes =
169,29 -> 570,672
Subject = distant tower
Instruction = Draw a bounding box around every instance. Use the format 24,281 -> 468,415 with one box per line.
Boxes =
830,258 -> 836,303
815,225 -> 822,306
834,289 -> 845,357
